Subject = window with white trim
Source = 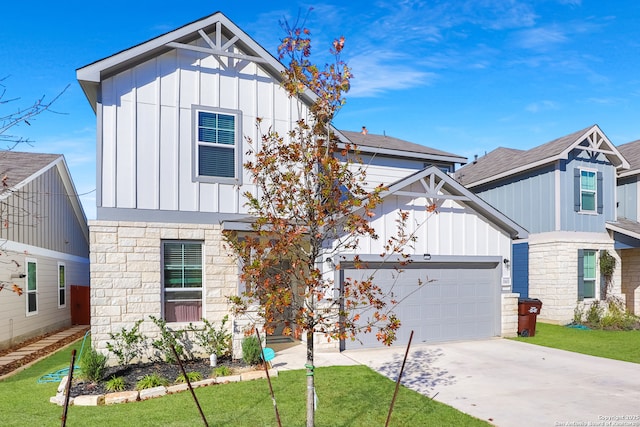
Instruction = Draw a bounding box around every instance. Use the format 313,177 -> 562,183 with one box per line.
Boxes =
26,258 -> 37,314
580,170 -> 596,212
578,249 -> 597,300
194,108 -> 241,183
58,263 -> 66,308
162,241 -> 203,322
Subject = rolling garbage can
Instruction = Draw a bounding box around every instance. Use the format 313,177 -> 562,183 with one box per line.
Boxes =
518,298 -> 542,337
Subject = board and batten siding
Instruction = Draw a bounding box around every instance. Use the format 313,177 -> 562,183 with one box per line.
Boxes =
617,176 -> 638,221
561,151 -> 616,232
475,164 -> 556,234
99,34 -> 309,216
0,166 -> 88,257
335,180 -> 512,259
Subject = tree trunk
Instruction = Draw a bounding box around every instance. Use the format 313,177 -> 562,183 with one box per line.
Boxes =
306,330 -> 315,427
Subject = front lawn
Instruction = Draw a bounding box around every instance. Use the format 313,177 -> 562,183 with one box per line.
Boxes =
512,322 -> 640,363
0,341 -> 488,426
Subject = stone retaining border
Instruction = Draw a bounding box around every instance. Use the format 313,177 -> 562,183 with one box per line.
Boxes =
50,369 -> 278,407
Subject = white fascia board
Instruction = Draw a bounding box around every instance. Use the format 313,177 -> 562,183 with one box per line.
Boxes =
617,168 -> 640,178
336,142 -> 466,164
606,223 -> 640,241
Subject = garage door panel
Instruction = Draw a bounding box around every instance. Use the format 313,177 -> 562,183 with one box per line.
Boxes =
343,260 -> 501,349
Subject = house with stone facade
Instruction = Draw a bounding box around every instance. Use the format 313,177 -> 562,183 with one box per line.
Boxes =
609,139 -> 640,315
76,12 -> 529,358
456,125 -> 631,324
0,151 -> 90,350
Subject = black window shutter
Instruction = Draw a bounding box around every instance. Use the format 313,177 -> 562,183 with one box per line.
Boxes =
577,249 -> 585,301
574,168 -> 581,212
596,171 -> 603,214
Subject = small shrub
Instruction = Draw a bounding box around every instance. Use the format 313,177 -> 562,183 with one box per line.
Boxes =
212,366 -> 233,377
242,336 -> 262,365
585,301 -> 604,327
573,304 -> 585,325
136,373 -> 169,390
175,371 -> 202,383
105,376 -> 126,392
106,319 -> 146,366
79,348 -> 108,383
149,315 -> 191,363
188,315 -> 232,357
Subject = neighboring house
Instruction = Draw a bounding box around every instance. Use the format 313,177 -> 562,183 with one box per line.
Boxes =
609,139 -> 640,315
77,12 -> 527,356
0,151 -> 90,350
456,125 -> 630,323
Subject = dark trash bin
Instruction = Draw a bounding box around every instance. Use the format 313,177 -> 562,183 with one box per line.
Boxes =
518,298 -> 542,337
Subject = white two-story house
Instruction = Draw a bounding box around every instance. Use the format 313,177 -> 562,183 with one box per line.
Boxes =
77,12 -> 527,357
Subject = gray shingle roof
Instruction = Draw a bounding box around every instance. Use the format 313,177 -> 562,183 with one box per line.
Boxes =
339,130 -> 467,163
0,151 -> 61,190
607,218 -> 640,240
617,139 -> 640,176
455,125 -> 614,187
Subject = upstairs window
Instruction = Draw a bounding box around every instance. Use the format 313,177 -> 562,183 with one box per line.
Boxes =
580,170 -> 596,212
194,108 -> 241,183
574,168 -> 602,214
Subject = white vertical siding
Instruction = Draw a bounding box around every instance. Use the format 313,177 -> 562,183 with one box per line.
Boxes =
343,192 -> 511,260
100,30 -> 312,215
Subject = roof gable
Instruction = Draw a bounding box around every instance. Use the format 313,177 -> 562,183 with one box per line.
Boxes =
0,151 -> 88,243
383,166 -> 528,239
456,125 -> 630,187
77,12 -> 307,112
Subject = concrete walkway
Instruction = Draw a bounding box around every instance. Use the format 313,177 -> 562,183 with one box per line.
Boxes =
270,339 -> 640,427
0,325 -> 89,379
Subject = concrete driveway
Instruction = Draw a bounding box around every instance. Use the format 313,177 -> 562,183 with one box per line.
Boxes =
342,339 -> 640,427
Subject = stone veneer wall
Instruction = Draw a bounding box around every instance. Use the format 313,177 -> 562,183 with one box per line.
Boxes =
528,233 -> 621,324
89,220 -> 242,362
621,248 -> 640,315
501,293 -> 519,337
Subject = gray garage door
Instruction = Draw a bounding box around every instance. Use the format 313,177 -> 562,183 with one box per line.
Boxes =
341,258 -> 502,350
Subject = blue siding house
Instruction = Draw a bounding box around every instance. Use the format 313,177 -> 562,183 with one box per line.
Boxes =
608,139 -> 640,315
457,125 -> 630,323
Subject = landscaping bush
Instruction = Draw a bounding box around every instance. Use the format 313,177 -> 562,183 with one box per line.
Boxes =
106,319 -> 146,366
79,347 -> 108,383
212,365 -> 233,377
149,316 -> 192,363
135,373 -> 169,390
175,371 -> 202,383
241,336 -> 262,365
105,376 -> 126,392
573,299 -> 640,330
188,315 -> 232,358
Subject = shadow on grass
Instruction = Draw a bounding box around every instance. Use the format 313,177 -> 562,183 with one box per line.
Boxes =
373,348 -> 455,395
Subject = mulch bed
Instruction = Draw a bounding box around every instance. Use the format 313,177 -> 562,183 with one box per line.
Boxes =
71,358 -> 250,397
0,327 -> 89,377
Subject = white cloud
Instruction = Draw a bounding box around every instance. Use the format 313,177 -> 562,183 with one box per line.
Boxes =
347,51 -> 437,97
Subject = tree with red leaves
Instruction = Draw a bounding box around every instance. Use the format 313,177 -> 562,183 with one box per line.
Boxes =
225,22 -> 419,427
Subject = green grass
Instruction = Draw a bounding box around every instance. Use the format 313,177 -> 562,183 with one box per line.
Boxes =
512,322 -> 640,363
0,341 -> 488,427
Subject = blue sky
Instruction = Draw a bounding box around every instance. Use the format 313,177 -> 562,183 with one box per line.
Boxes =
2,1 -> 640,219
